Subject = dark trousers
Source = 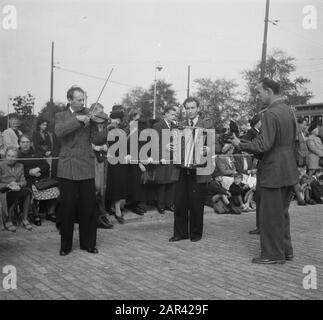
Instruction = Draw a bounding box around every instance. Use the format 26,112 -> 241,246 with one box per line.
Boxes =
173,168 -> 207,239
259,186 -> 293,260
254,167 -> 262,229
59,178 -> 97,253
156,183 -> 175,209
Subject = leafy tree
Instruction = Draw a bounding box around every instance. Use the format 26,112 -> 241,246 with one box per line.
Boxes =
193,78 -> 249,129
242,49 -> 313,112
12,92 -> 35,116
38,101 -> 66,131
122,80 -> 178,120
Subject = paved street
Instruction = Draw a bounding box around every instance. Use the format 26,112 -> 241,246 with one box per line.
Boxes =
0,203 -> 322,300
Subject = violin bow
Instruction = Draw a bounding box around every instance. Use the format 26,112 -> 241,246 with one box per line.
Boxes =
89,67 -> 114,118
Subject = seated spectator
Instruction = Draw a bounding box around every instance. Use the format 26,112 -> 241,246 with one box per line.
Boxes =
18,134 -> 59,226
214,143 -> 237,190
0,147 -> 32,232
229,173 -> 254,211
32,118 -> 53,157
242,114 -> 261,141
206,176 -> 240,214
307,122 -> 323,175
0,132 -> 6,158
299,174 -> 315,205
3,116 -> 22,149
310,170 -> 323,204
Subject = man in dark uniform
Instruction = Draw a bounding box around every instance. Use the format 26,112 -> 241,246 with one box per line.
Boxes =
55,86 -> 99,256
231,78 -> 299,264
169,97 -> 221,242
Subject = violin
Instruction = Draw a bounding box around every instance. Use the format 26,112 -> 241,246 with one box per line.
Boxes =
72,105 -> 110,124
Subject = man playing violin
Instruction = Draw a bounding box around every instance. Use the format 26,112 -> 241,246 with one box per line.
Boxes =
55,86 -> 99,256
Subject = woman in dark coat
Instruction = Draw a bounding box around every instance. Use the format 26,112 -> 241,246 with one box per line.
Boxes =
32,118 -> 53,157
124,110 -> 147,215
18,134 -> 59,226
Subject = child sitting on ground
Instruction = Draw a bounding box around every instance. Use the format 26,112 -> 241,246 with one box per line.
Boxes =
310,170 -> 323,204
299,174 -> 315,205
206,176 -> 241,214
229,173 -> 254,211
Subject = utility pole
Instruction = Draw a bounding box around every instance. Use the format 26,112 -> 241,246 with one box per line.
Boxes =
187,65 -> 191,98
49,41 -> 54,126
50,41 -> 54,104
153,62 -> 163,120
260,0 -> 270,79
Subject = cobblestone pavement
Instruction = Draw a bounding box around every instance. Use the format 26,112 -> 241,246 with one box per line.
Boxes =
0,202 -> 322,300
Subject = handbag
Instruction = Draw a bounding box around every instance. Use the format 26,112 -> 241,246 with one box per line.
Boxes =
34,177 -> 58,191
140,165 -> 156,185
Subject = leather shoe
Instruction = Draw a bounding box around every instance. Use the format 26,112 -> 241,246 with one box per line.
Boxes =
297,200 -> 306,206
248,228 -> 260,235
33,215 -> 42,226
87,247 -> 99,254
46,213 -> 57,223
113,213 -> 125,224
59,250 -> 70,256
252,257 -> 285,264
132,206 -> 144,216
169,236 -> 188,242
80,247 -> 99,254
286,254 -> 294,261
191,237 -> 202,242
157,207 -> 165,214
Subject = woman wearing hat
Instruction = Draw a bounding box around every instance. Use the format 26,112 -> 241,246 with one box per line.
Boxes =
94,107 -> 127,224
307,122 -> 323,176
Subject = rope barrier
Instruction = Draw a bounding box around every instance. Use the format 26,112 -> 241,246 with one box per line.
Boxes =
0,153 -> 255,162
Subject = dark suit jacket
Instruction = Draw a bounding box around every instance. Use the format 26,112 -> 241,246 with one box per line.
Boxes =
54,107 -> 98,180
239,99 -> 298,188
152,119 -> 180,184
234,154 -> 254,174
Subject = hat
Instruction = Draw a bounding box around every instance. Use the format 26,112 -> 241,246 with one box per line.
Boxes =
110,110 -> 124,120
308,123 -> 317,134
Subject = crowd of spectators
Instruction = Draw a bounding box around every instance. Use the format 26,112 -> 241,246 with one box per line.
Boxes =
0,108 -> 322,232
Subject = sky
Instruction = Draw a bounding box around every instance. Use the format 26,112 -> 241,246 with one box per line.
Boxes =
0,0 -> 322,115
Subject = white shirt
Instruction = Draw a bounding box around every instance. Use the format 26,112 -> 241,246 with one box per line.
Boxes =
189,115 -> 199,127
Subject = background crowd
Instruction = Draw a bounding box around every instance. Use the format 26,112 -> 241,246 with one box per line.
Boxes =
0,103 -> 323,232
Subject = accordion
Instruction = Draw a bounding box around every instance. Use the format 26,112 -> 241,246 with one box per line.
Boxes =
172,125 -> 208,169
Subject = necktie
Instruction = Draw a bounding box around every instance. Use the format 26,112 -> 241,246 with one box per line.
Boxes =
190,120 -> 194,127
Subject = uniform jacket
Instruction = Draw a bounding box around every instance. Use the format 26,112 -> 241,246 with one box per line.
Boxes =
239,99 -> 298,188
54,107 -> 98,180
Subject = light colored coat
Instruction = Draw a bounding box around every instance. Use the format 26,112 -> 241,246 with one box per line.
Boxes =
2,128 -> 22,149
307,135 -> 323,170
